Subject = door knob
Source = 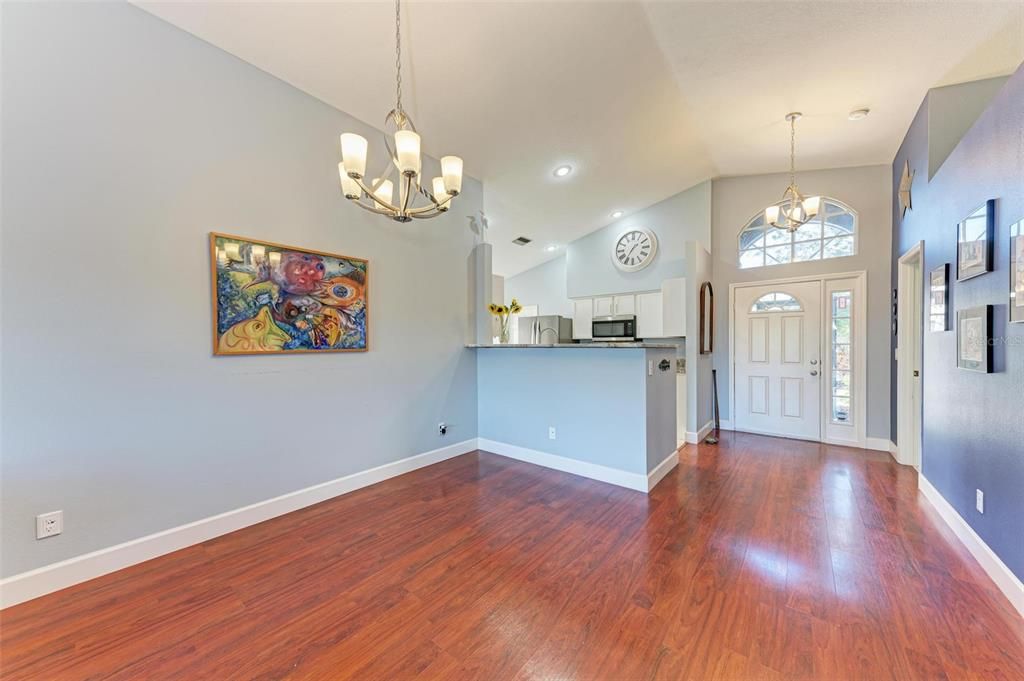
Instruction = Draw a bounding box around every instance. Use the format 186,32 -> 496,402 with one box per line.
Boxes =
810,370 -> 819,376
810,359 -> 818,365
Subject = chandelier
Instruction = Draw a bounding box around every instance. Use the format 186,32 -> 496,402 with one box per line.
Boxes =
765,112 -> 821,232
337,0 -> 463,222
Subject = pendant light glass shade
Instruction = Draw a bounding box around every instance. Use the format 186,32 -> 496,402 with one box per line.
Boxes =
338,163 -> 362,199
441,156 -> 463,195
340,133 -> 368,178
394,130 -> 421,176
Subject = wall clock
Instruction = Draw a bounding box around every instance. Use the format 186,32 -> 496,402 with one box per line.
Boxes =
612,227 -> 658,272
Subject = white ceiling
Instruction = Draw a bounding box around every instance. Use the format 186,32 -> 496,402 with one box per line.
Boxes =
136,1 -> 1023,277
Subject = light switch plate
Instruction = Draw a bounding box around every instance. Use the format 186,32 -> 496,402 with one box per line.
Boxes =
976,489 -> 984,514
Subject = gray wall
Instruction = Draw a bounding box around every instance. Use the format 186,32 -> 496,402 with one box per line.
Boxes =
566,181 -> 710,298
477,348 -> 675,476
685,242 -> 714,432
892,68 -> 1023,580
1,2 -> 482,577
503,254 -> 572,318
711,165 -> 893,440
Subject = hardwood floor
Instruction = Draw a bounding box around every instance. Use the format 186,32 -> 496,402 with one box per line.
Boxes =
2,432 -> 1023,680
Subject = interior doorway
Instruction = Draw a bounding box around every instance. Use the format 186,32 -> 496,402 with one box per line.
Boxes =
897,242 -> 924,470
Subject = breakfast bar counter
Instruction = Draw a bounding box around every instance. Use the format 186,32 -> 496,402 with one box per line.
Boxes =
470,344 -> 678,493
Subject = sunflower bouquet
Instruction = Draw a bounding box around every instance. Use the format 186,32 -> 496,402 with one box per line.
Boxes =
488,298 -> 522,344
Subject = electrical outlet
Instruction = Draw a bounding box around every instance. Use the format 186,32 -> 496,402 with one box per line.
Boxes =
548,426 -> 556,440
976,489 -> 984,514
438,422 -> 448,436
36,510 -> 63,539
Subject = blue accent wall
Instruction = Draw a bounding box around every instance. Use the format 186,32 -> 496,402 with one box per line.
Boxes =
892,65 -> 1024,581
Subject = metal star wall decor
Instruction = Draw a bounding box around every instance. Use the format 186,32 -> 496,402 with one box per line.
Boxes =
899,159 -> 914,218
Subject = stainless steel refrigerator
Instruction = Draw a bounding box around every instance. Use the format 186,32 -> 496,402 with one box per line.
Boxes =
517,315 -> 573,344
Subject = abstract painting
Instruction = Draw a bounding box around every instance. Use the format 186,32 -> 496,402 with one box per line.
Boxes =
210,233 -> 368,355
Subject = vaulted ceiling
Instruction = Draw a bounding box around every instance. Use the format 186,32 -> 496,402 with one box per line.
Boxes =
136,1 -> 1023,276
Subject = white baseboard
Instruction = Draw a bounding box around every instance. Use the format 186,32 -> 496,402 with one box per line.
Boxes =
719,419 -> 734,431
918,475 -> 1024,618
685,420 -> 715,444
477,438 -> 649,492
0,438 -> 478,609
865,437 -> 894,454
646,450 -> 679,492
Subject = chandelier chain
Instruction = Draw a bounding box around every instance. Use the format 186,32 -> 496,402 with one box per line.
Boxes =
789,115 -> 796,187
394,0 -> 403,115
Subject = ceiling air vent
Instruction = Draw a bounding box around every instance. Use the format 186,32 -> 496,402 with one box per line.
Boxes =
512,236 -> 533,246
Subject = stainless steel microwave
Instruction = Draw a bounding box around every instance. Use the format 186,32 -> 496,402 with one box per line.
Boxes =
592,315 -> 636,341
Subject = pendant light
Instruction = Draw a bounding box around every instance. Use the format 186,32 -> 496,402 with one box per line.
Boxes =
337,0 -> 463,222
765,113 -> 820,232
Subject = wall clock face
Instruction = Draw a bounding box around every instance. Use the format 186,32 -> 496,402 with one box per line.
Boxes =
613,227 -> 658,272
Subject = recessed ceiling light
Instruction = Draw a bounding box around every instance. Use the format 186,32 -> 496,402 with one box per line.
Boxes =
545,244 -> 560,252
553,165 -> 573,178
610,210 -> 624,219
848,108 -> 870,121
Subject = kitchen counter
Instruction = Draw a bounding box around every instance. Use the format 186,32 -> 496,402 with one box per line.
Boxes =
474,344 -> 679,493
466,342 -> 677,349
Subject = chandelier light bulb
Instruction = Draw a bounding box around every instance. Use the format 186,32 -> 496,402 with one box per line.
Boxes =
441,156 -> 464,195
338,163 -> 361,199
394,130 -> 421,176
371,178 -> 393,209
340,133 -> 368,178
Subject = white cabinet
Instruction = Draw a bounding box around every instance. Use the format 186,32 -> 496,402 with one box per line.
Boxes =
573,280 -> 685,340
661,277 -> 686,337
636,292 -> 663,339
572,298 -> 593,340
613,295 -> 635,316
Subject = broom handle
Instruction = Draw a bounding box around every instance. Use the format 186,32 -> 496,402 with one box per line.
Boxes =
711,369 -> 720,432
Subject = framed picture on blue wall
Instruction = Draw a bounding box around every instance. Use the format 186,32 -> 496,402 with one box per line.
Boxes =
956,305 -> 992,373
956,199 -> 995,281
1011,218 -> 1023,324
929,264 -> 949,332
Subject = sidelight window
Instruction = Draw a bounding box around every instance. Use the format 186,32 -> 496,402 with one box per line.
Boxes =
831,290 -> 852,424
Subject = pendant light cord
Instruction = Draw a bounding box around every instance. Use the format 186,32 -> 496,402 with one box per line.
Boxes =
789,116 -> 796,188
395,0 -> 403,115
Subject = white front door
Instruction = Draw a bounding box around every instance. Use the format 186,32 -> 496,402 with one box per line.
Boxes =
734,281 -> 821,440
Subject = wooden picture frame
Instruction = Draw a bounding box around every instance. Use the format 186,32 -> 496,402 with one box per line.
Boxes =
929,263 -> 949,332
210,233 -> 368,355
699,281 -> 714,354
957,199 -> 995,282
1011,218 -> 1023,324
956,305 -> 992,373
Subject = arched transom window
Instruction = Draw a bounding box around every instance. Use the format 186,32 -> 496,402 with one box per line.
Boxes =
750,292 -> 802,313
739,198 -> 857,269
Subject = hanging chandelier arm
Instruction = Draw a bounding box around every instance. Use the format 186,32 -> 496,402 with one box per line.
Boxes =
401,174 -> 414,214
351,176 -> 401,214
349,197 -> 399,217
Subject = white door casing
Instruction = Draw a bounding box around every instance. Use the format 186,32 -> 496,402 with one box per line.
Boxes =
734,281 -> 822,441
897,242 -> 924,470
